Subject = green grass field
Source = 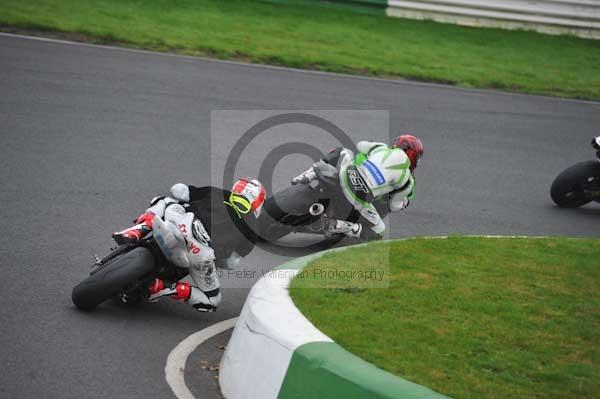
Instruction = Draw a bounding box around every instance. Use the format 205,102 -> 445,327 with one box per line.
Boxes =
290,237 -> 600,399
1,0 -> 600,99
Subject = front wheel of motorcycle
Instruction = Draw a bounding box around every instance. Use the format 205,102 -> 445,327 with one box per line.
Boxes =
550,160 -> 600,208
72,247 -> 156,311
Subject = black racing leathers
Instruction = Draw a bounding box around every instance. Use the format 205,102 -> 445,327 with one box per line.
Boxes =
184,186 -> 258,260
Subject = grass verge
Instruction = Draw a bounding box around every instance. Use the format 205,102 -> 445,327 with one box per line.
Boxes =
1,0 -> 600,99
290,237 -> 600,399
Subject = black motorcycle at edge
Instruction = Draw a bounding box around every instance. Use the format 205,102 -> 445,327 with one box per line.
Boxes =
550,138 -> 600,208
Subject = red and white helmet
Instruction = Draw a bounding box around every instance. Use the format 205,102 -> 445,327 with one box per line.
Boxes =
392,134 -> 424,172
231,178 -> 266,218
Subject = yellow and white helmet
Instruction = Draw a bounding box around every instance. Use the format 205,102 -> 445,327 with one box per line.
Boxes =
230,178 -> 266,218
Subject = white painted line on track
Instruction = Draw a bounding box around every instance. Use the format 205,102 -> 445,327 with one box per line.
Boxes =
166,317 -> 238,399
1,32 -> 599,105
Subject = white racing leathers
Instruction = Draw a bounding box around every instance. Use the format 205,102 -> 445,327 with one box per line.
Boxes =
151,199 -> 221,310
337,141 -> 414,237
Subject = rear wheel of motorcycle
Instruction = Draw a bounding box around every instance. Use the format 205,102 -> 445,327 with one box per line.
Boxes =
550,161 -> 600,207
72,247 -> 156,311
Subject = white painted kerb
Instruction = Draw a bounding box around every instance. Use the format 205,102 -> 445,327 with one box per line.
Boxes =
219,269 -> 332,399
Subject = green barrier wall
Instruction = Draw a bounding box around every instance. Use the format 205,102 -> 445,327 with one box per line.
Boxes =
277,342 -> 450,399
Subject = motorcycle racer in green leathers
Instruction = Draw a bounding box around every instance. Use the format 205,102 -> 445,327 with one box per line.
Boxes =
291,135 -> 423,240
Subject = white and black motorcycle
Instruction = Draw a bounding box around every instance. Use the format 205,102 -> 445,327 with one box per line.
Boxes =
550,137 -> 600,208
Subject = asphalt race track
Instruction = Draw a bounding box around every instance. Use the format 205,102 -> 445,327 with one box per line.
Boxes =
1,34 -> 599,399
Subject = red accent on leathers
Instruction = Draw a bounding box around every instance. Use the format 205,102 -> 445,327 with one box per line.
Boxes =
123,229 -> 142,240
149,279 -> 165,295
173,282 -> 192,301
135,212 -> 156,228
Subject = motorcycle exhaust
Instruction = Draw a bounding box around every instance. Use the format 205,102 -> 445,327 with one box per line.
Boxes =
309,203 -> 325,216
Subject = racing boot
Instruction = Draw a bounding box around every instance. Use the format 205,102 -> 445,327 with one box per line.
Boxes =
112,196 -> 174,245
291,167 -> 317,185
148,279 -> 221,312
325,219 -> 362,238
112,212 -> 155,245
